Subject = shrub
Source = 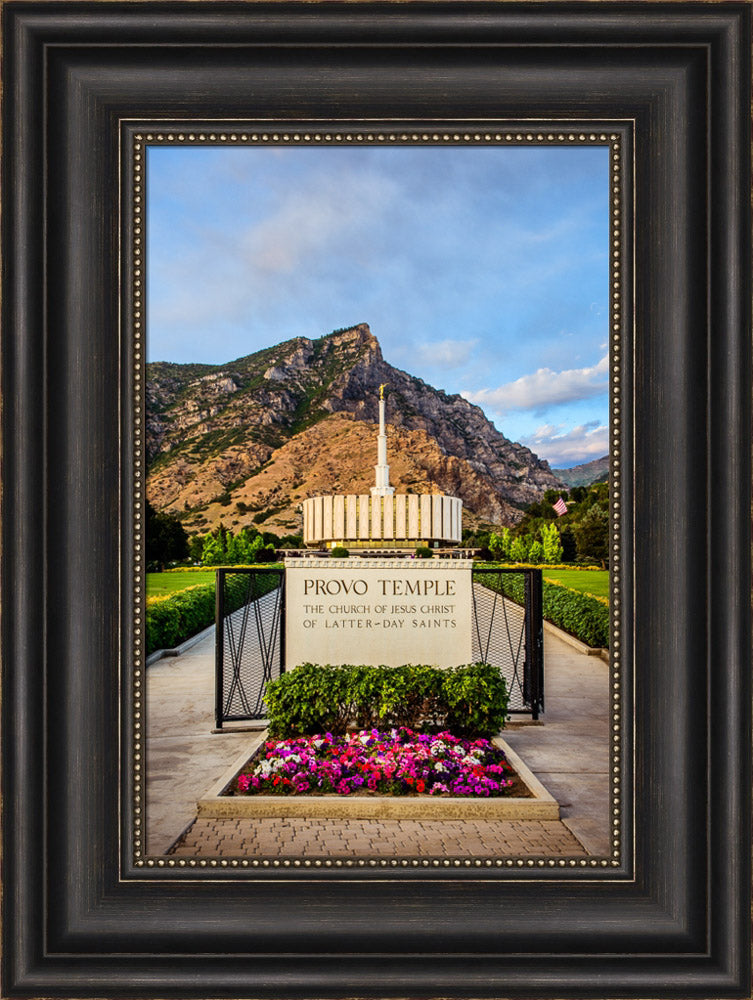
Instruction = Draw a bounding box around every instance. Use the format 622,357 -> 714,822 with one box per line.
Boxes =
265,662 -> 509,738
415,546 -> 433,559
330,546 -> 349,558
264,663 -> 350,736
146,595 -> 183,651
443,662 -> 510,737
146,571 -> 279,654
539,581 -> 609,647
374,664 -> 446,730
146,583 -> 215,654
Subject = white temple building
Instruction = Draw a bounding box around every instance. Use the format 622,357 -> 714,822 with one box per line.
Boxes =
302,386 -> 463,549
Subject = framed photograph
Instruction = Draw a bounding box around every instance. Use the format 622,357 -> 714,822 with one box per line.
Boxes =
143,134 -> 615,863
3,3 -> 750,999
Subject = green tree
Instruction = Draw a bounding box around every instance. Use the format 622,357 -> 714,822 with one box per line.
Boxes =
233,527 -> 259,563
541,522 -> 564,564
187,534 -> 204,563
573,504 -> 609,566
528,539 -> 544,564
200,522 -> 231,566
225,532 -> 244,565
200,534 -> 225,566
465,528 -> 491,549
522,500 -> 556,520
146,501 -> 189,570
509,535 -> 529,563
248,534 -> 265,562
560,527 -> 577,562
489,526 -> 511,561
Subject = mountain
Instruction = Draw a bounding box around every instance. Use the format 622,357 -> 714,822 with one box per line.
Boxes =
146,323 -> 563,536
552,455 -> 609,488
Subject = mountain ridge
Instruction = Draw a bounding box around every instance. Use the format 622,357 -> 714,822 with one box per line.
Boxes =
552,454 -> 609,487
146,323 -> 563,536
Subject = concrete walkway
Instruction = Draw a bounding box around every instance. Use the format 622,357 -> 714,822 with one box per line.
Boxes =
502,633 -> 610,855
147,628 -> 610,857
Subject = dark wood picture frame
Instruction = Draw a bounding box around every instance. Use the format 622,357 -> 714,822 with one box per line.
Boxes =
2,3 -> 751,997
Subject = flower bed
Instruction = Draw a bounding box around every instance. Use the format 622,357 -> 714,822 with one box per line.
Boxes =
229,727 -> 527,799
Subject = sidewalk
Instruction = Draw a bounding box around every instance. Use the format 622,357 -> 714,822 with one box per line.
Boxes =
147,628 -> 610,857
502,633 -> 611,855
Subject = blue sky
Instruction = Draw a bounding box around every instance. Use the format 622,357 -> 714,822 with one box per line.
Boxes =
147,144 -> 609,468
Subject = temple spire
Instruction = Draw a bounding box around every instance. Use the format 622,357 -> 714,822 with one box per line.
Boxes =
371,384 -> 395,497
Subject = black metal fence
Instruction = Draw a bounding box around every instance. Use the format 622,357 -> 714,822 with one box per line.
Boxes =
215,563 -> 544,727
215,567 -> 285,728
471,567 -> 544,719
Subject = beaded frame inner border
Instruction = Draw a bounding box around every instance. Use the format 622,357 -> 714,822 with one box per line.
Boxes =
127,122 -> 630,877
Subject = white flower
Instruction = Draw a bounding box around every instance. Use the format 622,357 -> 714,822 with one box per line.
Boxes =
256,757 -> 284,777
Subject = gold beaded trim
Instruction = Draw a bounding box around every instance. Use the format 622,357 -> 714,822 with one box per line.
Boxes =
132,137 -> 145,860
129,123 -> 630,877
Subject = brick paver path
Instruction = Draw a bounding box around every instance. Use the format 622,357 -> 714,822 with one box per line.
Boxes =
169,817 -> 587,858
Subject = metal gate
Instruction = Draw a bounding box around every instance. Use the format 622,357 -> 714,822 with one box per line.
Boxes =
214,567 -> 285,728
471,567 -> 544,719
215,563 -> 543,727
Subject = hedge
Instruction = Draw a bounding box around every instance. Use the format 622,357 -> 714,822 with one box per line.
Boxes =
475,571 -> 609,648
146,571 -> 280,655
265,662 -> 509,738
476,562 -> 605,572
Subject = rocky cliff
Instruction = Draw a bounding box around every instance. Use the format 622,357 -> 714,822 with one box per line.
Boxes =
146,323 -> 563,536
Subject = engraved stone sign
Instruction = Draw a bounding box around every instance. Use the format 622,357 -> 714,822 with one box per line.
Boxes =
285,559 -> 473,669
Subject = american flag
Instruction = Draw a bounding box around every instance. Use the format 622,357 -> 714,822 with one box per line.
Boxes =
553,497 -> 568,517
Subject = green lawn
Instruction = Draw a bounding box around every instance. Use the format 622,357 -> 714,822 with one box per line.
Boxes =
541,568 -> 609,599
147,566 -> 610,601
147,570 -> 217,596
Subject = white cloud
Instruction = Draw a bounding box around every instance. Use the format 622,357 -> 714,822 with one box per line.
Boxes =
464,354 -> 608,413
522,420 -> 609,467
